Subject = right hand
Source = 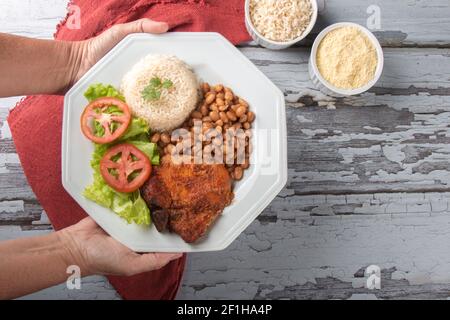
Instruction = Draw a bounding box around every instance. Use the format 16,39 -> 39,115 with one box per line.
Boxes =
68,18 -> 169,90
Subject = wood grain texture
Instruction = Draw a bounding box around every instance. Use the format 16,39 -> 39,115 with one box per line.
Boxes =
2,0 -> 450,46
1,0 -> 450,300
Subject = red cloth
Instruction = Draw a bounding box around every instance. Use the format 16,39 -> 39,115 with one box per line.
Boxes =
7,0 -> 250,300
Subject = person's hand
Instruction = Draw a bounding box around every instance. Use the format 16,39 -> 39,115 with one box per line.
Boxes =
70,18 -> 169,87
59,217 -> 182,276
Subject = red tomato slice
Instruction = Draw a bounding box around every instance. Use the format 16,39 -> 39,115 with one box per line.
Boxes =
81,97 -> 131,144
100,143 -> 152,193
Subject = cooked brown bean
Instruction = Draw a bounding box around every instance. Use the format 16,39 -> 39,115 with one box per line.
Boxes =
239,114 -> 248,123
165,144 -> 175,154
235,106 -> 246,118
241,158 -> 250,169
226,110 -> 237,122
238,98 -> 249,108
233,166 -> 243,180
226,163 -> 235,170
231,104 -> 239,112
224,91 -> 234,101
174,83 -> 254,170
247,111 -> 255,123
214,84 -> 224,92
201,83 -> 210,94
191,111 -> 202,119
200,104 -> 209,116
182,120 -> 190,128
158,141 -> 166,150
216,98 -> 225,106
203,122 -> 213,131
160,132 -> 171,144
205,92 -> 216,104
219,112 -> 229,123
150,132 -> 160,143
209,111 -> 220,122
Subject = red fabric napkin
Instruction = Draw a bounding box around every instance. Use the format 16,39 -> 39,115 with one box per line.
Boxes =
8,0 -> 250,300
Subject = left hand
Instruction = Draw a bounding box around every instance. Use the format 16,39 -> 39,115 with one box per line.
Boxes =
59,217 -> 182,276
70,19 -> 169,87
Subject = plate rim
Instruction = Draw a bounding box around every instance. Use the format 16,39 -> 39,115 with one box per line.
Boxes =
62,32 -> 287,252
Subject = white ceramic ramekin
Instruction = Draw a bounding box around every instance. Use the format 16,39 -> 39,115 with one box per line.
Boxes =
245,0 -> 318,50
309,22 -> 384,96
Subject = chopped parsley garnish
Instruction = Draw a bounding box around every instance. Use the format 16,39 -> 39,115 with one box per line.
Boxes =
141,77 -> 173,101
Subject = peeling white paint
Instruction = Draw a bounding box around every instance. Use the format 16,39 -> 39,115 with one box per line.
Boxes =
0,200 -> 24,213
3,0 -> 450,300
0,120 -> 12,140
339,145 -> 381,164
296,115 -> 313,123
363,126 -> 382,131
290,169 -> 360,183
0,153 -> 20,173
382,145 -> 406,165
301,128 -> 328,137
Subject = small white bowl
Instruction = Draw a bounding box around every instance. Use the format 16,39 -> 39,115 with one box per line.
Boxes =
309,22 -> 384,96
245,0 -> 318,50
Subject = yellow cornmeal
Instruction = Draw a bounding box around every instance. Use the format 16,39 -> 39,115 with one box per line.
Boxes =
316,26 -> 378,90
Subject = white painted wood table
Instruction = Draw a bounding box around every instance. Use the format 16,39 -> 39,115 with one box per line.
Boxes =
1,0 -> 450,300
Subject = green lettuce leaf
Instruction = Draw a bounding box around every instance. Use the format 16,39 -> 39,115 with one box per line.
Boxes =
119,117 -> 150,141
84,138 -> 157,226
82,83 -> 160,226
84,83 -> 125,102
129,140 -> 160,165
83,172 -> 151,226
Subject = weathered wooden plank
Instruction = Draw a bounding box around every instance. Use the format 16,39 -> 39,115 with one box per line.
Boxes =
2,204 -> 450,300
236,47 -> 450,194
311,0 -> 450,47
242,47 -> 450,94
1,0 -> 450,47
19,275 -> 120,300
3,49 -> 450,198
2,0 -> 450,301
1,45 -> 450,299
178,213 -> 450,299
0,0 -> 67,39
284,106 -> 450,194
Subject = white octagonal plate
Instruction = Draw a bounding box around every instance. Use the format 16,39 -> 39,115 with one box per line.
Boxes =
62,32 -> 287,252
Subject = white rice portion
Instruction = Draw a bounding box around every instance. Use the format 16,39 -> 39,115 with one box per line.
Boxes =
121,54 -> 199,132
